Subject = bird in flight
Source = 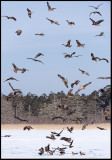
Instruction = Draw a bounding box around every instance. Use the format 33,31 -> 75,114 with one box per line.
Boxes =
89,11 -> 102,16
79,69 -> 90,76
46,17 -> 60,25
91,53 -> 99,62
27,8 -> 33,18
89,18 -> 104,25
38,147 -> 44,155
46,134 -> 56,140
15,30 -> 22,35
60,137 -> 72,143
64,52 -> 76,58
27,58 -> 44,64
97,126 -> 107,130
58,74 -> 68,88
47,2 -> 56,11
12,63 -> 21,73
63,140 -> 74,148
80,151 -> 85,156
35,53 -> 44,58
52,128 -> 64,137
72,152 -> 78,155
4,77 -> 19,82
66,20 -> 75,26
8,82 -> 20,92
52,116 -> 67,123
95,32 -> 104,36
71,80 -> 80,88
35,33 -> 45,36
75,82 -> 92,94
76,40 -> 85,47
45,144 -> 50,153
2,16 -> 16,21
65,89 -> 73,98
67,127 -> 74,133
89,3 -> 103,10
98,58 -> 109,63
97,77 -> 111,79
62,40 -> 72,47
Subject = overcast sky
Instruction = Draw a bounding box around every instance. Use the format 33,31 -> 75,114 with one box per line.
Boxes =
1,1 -> 111,96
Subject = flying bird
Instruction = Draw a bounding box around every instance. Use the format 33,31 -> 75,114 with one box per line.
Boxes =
27,8 -> 33,18
62,40 -> 72,47
96,32 -> 104,36
97,126 -> 107,130
82,124 -> 88,130
97,77 -> 111,79
2,16 -> 16,21
45,144 -> 50,153
35,33 -> 45,36
4,77 -> 19,82
35,53 -> 44,58
46,134 -> 56,140
64,52 -> 76,58
63,140 -> 74,148
67,127 -> 74,133
58,74 -> 68,88
60,137 -> 71,143
71,80 -> 80,88
66,20 -> 75,25
38,147 -> 44,155
98,58 -> 109,63
8,82 -> 20,92
72,152 -> 78,155
15,30 -> 22,35
89,11 -> 102,16
12,63 -> 21,73
91,53 -> 99,62
79,69 -> 90,76
76,40 -> 85,47
23,126 -> 33,131
89,18 -> 104,25
21,68 -> 29,73
52,116 -> 67,123
48,149 -> 56,155
47,2 -> 56,11
75,82 -> 92,94
27,58 -> 44,64
80,151 -> 85,156
46,17 -> 60,25
65,89 -> 73,98
89,3 -> 103,10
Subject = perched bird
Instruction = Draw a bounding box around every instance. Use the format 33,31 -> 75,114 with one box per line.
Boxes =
89,11 -> 102,16
96,32 -> 104,36
47,2 -> 56,11
27,58 -> 44,64
64,52 -> 75,58
2,16 -> 16,21
97,126 -> 107,130
58,74 -> 68,88
63,140 -> 74,148
46,134 -> 56,140
35,33 -> 45,36
75,82 -> 92,94
15,30 -> 22,35
4,77 -> 19,82
73,55 -> 83,58
45,144 -> 50,153
62,40 -> 72,47
66,20 -> 75,25
35,53 -> 44,58
71,80 -> 80,88
12,63 -> 21,73
80,151 -> 85,156
79,69 -> 90,76
97,77 -> 111,79
91,53 -> 99,62
89,3 -> 103,10
72,152 -> 78,155
60,137 -> 71,143
52,116 -> 67,123
46,17 -> 60,25
38,147 -> 44,155
76,40 -> 85,47
98,58 -> 109,63
67,127 -> 74,133
89,18 -> 104,25
65,89 -> 73,98
27,8 -> 33,18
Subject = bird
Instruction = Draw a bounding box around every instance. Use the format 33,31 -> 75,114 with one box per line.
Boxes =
72,152 -> 78,155
75,82 -> 92,94
62,40 -> 72,47
89,3 -> 103,10
27,8 -> 33,18
35,53 -> 44,58
48,149 -> 56,155
12,63 -> 21,73
8,82 -> 20,92
55,128 -> 64,137
89,11 -> 102,16
82,124 -> 88,130
52,147 -> 67,152
52,116 -> 67,123
98,88 -> 105,93
63,140 -> 74,148
46,134 -> 56,140
2,16 -> 16,21
89,18 -> 104,25
64,52 -> 76,58
97,126 -> 107,130
27,58 -> 44,64
7,92 -> 15,101
1,135 -> 12,137
38,147 -> 44,155
35,33 -> 45,36
70,117 -> 83,124
47,2 -> 56,11
65,89 -> 73,98
67,127 -> 74,133
60,137 -> 72,143
58,74 -> 68,88
15,116 -> 28,123
98,58 -> 109,63
46,17 -> 60,25
91,53 -> 99,62
15,30 -> 22,35
21,68 -> 29,73
96,32 -> 104,36
79,69 -> 90,76
80,151 -> 85,156
45,144 -> 50,153
23,126 -> 33,131
67,109 -> 76,116
97,77 -> 111,79
66,20 -> 75,25
4,77 -> 19,82
71,80 -> 80,88
73,55 -> 83,58
76,40 -> 85,47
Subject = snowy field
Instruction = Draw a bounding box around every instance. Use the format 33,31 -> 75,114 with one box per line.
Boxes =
1,129 -> 111,159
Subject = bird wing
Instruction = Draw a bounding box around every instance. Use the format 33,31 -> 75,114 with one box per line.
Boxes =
89,12 -> 93,16
12,63 -> 18,70
64,54 -> 70,58
27,8 -> 31,12
71,52 -> 76,56
83,82 -> 92,88
75,88 -> 81,94
67,40 -> 71,45
91,53 -> 95,58
47,2 -> 51,9
97,3 -> 103,8
96,19 -> 104,25
97,12 -> 102,16
76,40 -> 81,45
58,74 -> 65,81
8,82 -> 15,91
89,18 -> 95,23
10,17 -> 16,21
100,58 -> 109,63
46,17 -> 52,22
35,53 -> 44,58
89,6 -> 96,9
64,81 -> 68,88
79,69 -> 84,73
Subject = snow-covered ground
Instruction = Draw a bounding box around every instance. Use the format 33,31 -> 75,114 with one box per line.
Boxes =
1,129 -> 110,159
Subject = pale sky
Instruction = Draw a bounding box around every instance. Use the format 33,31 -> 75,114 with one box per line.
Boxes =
1,1 -> 111,96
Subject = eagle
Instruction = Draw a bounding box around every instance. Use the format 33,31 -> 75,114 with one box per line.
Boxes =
79,69 -> 90,76
80,151 -> 85,156
4,77 -> 19,82
72,152 -> 78,155
58,74 -> 68,88
89,18 -> 104,25
66,20 -> 75,26
64,52 -> 75,58
75,82 -> 92,94
35,53 -> 44,58
46,134 -> 56,140
38,147 -> 44,155
27,8 -> 33,18
67,126 -> 74,133
2,16 -> 16,21
47,2 -> 56,11
89,11 -> 102,16
12,63 -> 21,73
62,40 -> 72,47
89,3 -> 103,10
71,80 -> 80,88
45,144 -> 50,153
91,53 -> 99,62
76,40 -> 85,47
97,77 -> 111,79
65,89 -> 73,98
60,137 -> 71,143
46,17 -> 60,25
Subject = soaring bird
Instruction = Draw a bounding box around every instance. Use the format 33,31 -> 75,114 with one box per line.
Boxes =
38,147 -> 44,155
8,82 -> 20,92
79,69 -> 90,76
47,2 -> 56,11
89,18 -> 104,25
71,80 -> 80,88
21,68 -> 29,73
48,149 -> 56,155
35,33 -> 45,36
52,116 -> 67,123
66,20 -> 75,25
46,17 -> 60,25
89,3 -> 103,10
52,147 -> 67,152
97,126 -> 107,130
15,30 -> 22,35
35,53 -> 44,58
76,40 -> 85,47
51,129 -> 64,137
27,8 -> 33,18
97,77 -> 111,79
63,140 -> 74,148
98,58 -> 109,63
80,151 -> 85,156
60,137 -> 71,143
96,32 -> 104,36
75,82 -> 92,94
91,53 -> 99,62
62,40 -> 72,47
23,126 -> 33,130
66,89 -> 73,98
46,134 -> 56,140
64,52 -> 76,58
4,77 -> 19,82
15,116 -> 28,123
58,74 -> 68,88
2,16 -> 16,21
70,117 -> 83,124
67,127 -> 74,133
27,58 -> 44,64
12,63 -> 21,73
89,11 -> 102,16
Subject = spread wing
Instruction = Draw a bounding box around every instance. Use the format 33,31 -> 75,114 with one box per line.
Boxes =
75,88 -> 81,94
71,80 -> 80,88
96,19 -> 104,25
46,17 -> 52,22
91,53 -> 95,58
96,11 -> 102,16
83,82 -> 92,88
79,69 -> 84,73
99,58 -> 109,63
12,63 -> 18,70
64,54 -> 71,58
47,2 -> 51,9
71,52 -> 76,56
27,8 -> 31,18
76,40 -> 81,45
10,17 -> 16,21
67,40 -> 71,45
97,3 -> 103,8
89,6 -> 96,9
35,53 -> 44,58
58,74 -> 65,81
89,18 -> 95,23
8,82 -> 15,91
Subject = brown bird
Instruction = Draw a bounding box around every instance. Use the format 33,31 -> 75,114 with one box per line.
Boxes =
21,68 -> 29,73
97,126 -> 107,130
72,152 -> 78,155
52,116 -> 67,123
1,135 -> 12,137
89,3 -> 103,10
52,147 -> 67,152
65,89 -> 73,98
4,77 -> 19,82
12,63 -> 21,73
89,11 -> 102,16
45,144 -> 50,153
76,40 -> 85,47
27,58 -> 44,64
67,127 -> 74,133
23,126 -> 33,131
79,69 -> 90,76
91,53 -> 100,62
63,140 -> 74,148
75,82 -> 92,94
2,16 -> 16,21
55,128 -> 64,137
15,30 -> 22,35
60,151 -> 65,155
62,40 -> 72,47
82,124 -> 88,130
89,18 -> 104,25
64,52 -> 76,58
71,117 -> 83,124
35,53 -> 44,58
38,147 -> 44,155
66,20 -> 75,25
46,134 -> 56,140
7,92 -> 15,101
98,58 -> 109,63
80,151 -> 85,156
96,32 -> 104,36
71,80 -> 80,88
35,33 -> 45,36
49,149 -> 56,155
58,74 -> 68,88
15,116 -> 28,123
97,77 -> 111,79
27,8 -> 33,18
46,17 -> 60,25
47,2 -> 56,11
8,82 -> 21,92
98,88 -> 105,93
67,109 -> 76,116
60,137 -> 71,143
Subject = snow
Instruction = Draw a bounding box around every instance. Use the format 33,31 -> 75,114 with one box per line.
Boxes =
1,129 -> 110,159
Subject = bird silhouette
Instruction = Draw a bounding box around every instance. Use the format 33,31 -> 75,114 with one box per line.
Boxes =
96,32 -> 104,36
97,77 -> 111,79
89,18 -> 104,25
35,33 -> 45,36
46,134 -> 56,140
27,58 -> 44,64
80,151 -> 85,155
4,77 -> 19,82
15,30 -> 22,35
89,3 -> 103,10
79,69 -> 90,76
35,53 -> 44,58
67,127 -> 74,133
58,74 -> 68,88
64,52 -> 75,58
65,89 -> 73,98
38,147 -> 44,155
72,151 -> 78,155
2,16 -> 16,21
76,40 -> 85,47
66,20 -> 75,25
75,82 -> 92,94
89,11 -> 102,16
52,116 -> 67,123
46,17 -> 60,25
91,53 -> 99,62
60,137 -> 72,143
62,40 -> 72,47
45,144 -> 50,153
71,80 -> 80,88
27,8 -> 33,18
97,126 -> 106,130
47,2 -> 56,11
